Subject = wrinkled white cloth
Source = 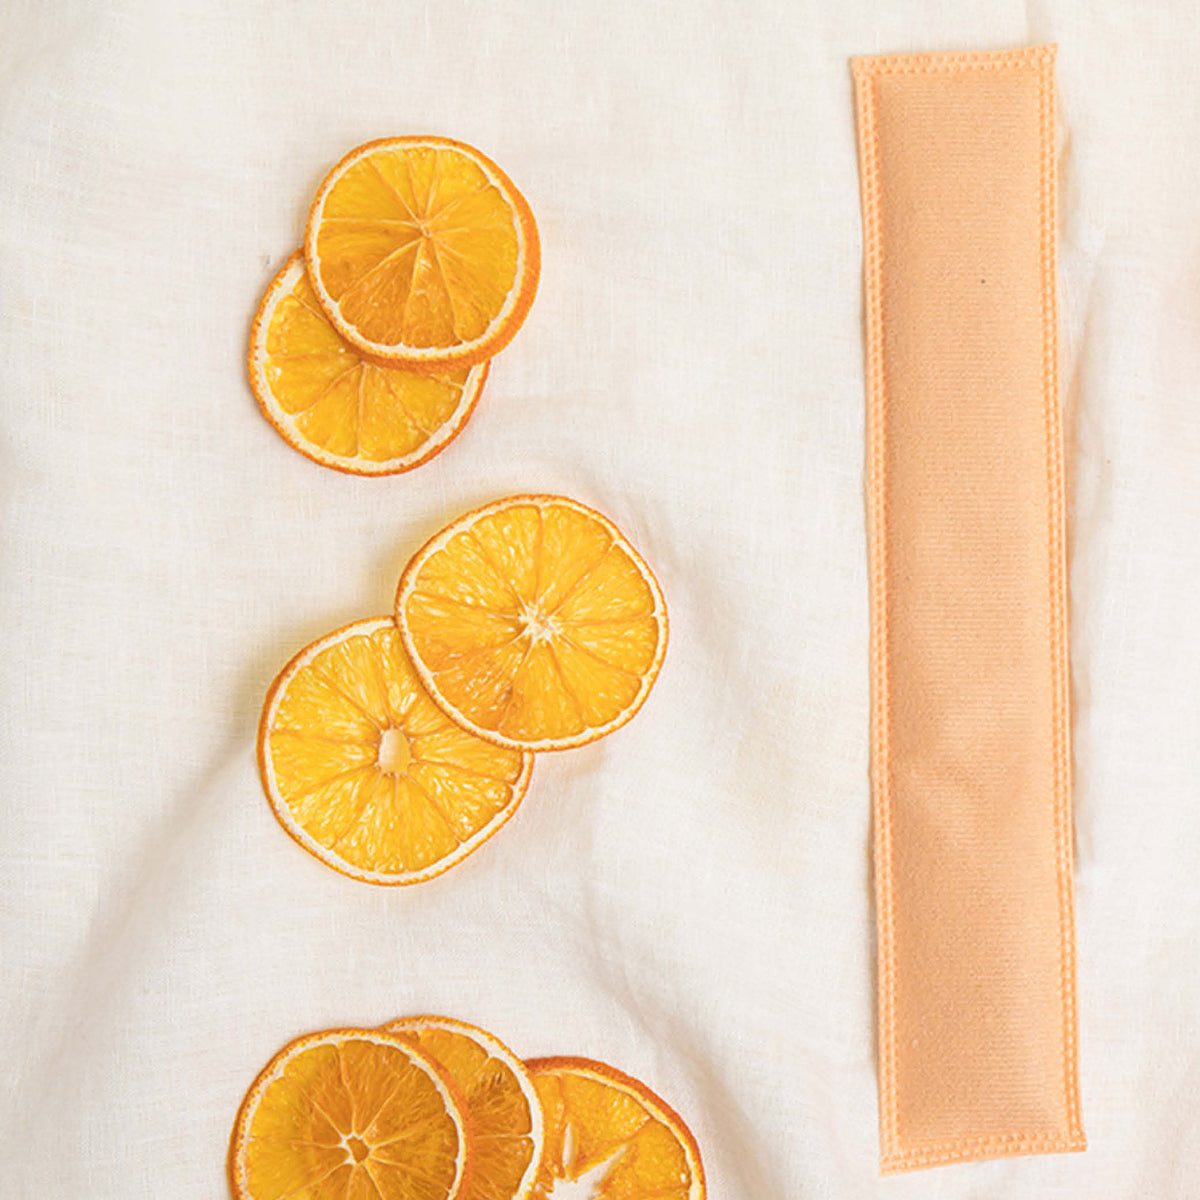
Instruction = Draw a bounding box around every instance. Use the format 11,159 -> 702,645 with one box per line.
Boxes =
2,2 -> 1198,1196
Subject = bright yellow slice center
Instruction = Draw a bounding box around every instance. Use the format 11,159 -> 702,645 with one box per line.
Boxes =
376,727 -> 413,775
315,145 -> 520,351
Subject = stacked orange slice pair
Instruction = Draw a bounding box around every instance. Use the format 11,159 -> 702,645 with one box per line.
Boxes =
258,495 -> 668,885
229,1015 -> 705,1200
249,137 -> 540,474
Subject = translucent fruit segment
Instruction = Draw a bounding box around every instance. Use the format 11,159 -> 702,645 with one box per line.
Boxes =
498,640 -> 587,743
529,504 -> 613,612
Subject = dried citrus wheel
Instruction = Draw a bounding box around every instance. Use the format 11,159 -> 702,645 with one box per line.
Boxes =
258,617 -> 533,885
525,1058 -> 705,1200
396,497 -> 668,752
383,1017 -> 544,1200
249,251 -> 488,475
229,1028 -> 470,1200
305,137 -> 539,369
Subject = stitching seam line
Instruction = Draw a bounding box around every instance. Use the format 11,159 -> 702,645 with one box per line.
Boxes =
881,1134 -> 1088,1174
852,55 -> 897,1165
1037,48 -> 1085,1142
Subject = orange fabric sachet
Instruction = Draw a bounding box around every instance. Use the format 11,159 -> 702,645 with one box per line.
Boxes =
851,46 -> 1085,1172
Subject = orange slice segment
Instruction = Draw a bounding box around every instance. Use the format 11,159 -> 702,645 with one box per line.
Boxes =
525,1057 -> 705,1200
229,1028 -> 470,1200
249,251 -> 488,475
258,617 -> 533,885
395,496 -> 668,752
305,137 -> 539,368
384,1017 -> 544,1200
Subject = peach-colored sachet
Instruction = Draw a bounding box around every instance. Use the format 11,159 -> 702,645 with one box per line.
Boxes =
852,46 -> 1085,1172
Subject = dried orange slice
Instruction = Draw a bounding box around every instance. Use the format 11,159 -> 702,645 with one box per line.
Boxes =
384,1016 -> 544,1200
258,617 -> 533,885
396,497 -> 668,752
229,1028 -> 470,1200
525,1057 -> 705,1200
305,137 -> 539,369
249,251 -> 488,475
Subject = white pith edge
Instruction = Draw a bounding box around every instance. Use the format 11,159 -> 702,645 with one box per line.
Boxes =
397,496 -> 669,753
382,1016 -> 546,1200
251,251 -> 488,475
231,1028 -> 470,1200
260,616 -> 534,885
305,138 -> 535,364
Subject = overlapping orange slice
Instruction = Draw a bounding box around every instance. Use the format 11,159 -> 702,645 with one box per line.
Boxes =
258,617 -> 532,885
384,1016 -> 543,1200
250,252 -> 488,475
229,1023 -> 705,1200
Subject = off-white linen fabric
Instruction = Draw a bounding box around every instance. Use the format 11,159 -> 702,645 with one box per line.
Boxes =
1,2 -> 1197,1196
